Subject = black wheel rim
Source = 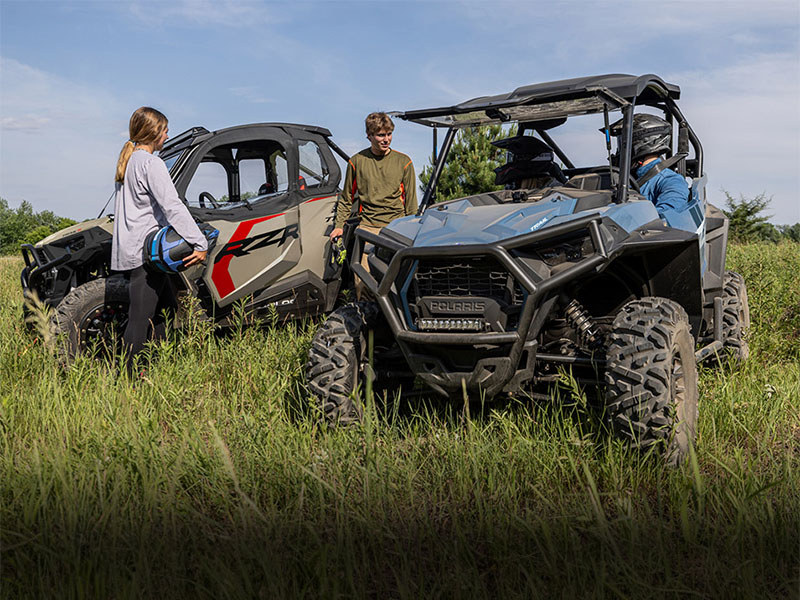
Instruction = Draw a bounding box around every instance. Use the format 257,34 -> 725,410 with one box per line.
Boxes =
78,301 -> 129,358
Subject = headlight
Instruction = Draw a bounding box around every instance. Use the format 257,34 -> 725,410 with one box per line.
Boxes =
374,245 -> 396,264
535,237 -> 592,266
417,317 -> 486,331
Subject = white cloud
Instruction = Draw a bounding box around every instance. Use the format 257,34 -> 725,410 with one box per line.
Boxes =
459,1 -> 798,34
0,57 -> 122,127
0,57 -> 127,220
126,0 -> 288,29
0,115 -> 51,130
419,60 -> 481,104
230,87 -> 273,104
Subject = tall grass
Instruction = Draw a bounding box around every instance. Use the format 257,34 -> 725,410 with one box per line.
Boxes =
1,244 -> 799,599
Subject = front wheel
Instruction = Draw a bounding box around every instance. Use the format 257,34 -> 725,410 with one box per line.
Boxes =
51,277 -> 129,364
604,297 -> 699,465
306,301 -> 381,425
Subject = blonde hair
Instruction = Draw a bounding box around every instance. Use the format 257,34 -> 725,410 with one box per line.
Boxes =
115,106 -> 168,183
365,112 -> 394,136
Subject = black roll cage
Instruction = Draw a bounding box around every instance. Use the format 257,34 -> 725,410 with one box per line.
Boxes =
395,74 -> 703,213
156,123 -> 344,222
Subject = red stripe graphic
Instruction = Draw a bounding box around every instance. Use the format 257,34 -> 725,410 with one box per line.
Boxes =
211,213 -> 285,298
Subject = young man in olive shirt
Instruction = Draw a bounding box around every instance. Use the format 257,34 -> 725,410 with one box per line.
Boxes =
330,112 -> 417,297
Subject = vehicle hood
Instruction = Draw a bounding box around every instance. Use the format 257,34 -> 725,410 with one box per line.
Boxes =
384,192 -> 661,247
37,217 -> 114,247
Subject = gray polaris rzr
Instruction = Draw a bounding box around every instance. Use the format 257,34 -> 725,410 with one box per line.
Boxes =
21,123 -> 356,360
306,74 -> 750,463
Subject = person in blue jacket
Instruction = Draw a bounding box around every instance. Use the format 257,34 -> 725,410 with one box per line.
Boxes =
609,113 -> 689,218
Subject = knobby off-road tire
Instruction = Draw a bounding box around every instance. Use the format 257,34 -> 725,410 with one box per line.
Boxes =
51,277 -> 129,365
604,297 -> 699,465
306,301 -> 382,425
720,270 -> 750,363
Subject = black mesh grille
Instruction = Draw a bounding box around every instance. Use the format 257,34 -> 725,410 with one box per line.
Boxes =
408,257 -> 525,305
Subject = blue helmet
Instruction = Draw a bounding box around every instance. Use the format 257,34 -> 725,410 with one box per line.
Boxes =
144,223 -> 219,273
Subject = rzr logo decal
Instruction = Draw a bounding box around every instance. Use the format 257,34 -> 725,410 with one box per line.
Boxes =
213,223 -> 298,263
211,213 -> 297,298
210,196 -> 334,299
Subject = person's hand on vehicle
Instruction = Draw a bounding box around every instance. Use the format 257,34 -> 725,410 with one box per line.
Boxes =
183,249 -> 207,267
329,227 -> 343,241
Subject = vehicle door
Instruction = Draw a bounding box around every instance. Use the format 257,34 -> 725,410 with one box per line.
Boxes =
174,127 -> 302,308
292,133 -> 343,283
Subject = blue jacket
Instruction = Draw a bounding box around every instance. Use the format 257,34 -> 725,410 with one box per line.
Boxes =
636,158 -> 689,217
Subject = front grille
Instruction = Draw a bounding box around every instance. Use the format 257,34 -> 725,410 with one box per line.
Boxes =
407,257 -> 525,306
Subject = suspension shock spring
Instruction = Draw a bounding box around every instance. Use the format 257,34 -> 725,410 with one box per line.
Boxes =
564,299 -> 604,349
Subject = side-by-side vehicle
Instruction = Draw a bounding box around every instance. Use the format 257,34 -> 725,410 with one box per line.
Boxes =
21,123 -> 354,358
306,73 -> 750,463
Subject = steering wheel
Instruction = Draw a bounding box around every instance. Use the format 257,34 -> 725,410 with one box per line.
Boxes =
584,166 -> 640,193
198,191 -> 219,209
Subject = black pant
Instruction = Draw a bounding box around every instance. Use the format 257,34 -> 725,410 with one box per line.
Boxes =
123,266 -> 172,372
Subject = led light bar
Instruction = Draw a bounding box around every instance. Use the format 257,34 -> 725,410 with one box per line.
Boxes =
417,318 -> 486,332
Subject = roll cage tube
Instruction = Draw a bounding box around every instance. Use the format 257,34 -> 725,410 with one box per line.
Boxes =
325,137 -> 351,164
417,126 -> 457,214
616,92 -> 701,203
616,103 -> 635,205
665,97 -> 703,175
535,129 -> 575,170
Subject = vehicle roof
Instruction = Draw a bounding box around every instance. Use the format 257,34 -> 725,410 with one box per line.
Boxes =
396,73 -> 680,128
160,122 -> 333,158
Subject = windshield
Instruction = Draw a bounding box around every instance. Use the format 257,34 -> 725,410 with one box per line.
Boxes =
531,112 -> 617,170
160,151 -> 183,175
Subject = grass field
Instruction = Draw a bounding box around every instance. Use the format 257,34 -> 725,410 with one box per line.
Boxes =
1,243 -> 799,599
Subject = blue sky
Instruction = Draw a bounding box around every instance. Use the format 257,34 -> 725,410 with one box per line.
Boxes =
1,0 -> 798,224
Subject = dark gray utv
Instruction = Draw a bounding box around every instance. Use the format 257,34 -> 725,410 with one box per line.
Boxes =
306,74 -> 750,463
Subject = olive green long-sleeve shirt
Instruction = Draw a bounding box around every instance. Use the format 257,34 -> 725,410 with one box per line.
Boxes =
334,148 -> 417,229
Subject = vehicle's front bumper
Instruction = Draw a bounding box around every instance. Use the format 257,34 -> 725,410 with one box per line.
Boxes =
351,216 -> 610,397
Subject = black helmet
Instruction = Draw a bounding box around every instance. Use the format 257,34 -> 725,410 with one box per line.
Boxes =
144,223 -> 219,273
606,113 -> 672,162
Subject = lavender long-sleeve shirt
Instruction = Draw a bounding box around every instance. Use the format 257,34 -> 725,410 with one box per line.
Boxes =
111,150 -> 207,271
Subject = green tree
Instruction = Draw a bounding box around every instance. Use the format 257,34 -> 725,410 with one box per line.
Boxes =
24,225 -> 56,245
419,124 -> 516,204
219,191 -> 257,204
0,197 -> 77,254
722,191 -> 778,243
778,223 -> 800,243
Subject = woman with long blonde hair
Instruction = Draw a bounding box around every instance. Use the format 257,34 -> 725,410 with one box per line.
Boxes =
112,106 -> 208,373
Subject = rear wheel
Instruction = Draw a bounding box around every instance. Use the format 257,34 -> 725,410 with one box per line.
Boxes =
720,270 -> 750,363
306,301 -> 381,425
604,297 -> 699,465
51,277 -> 129,364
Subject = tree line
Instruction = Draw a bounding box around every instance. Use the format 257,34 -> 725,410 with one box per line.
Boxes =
0,198 -> 77,255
